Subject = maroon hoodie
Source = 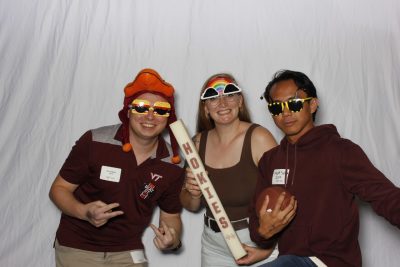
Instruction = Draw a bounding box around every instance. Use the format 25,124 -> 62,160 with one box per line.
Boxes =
249,124 -> 400,266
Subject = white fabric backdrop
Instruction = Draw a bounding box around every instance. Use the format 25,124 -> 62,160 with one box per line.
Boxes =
0,0 -> 399,266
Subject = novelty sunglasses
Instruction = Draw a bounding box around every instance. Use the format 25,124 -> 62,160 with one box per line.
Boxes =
200,83 -> 242,100
129,99 -> 171,117
268,97 -> 313,116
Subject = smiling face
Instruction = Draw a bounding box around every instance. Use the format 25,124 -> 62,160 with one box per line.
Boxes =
128,92 -> 169,142
203,92 -> 243,126
269,79 -> 318,143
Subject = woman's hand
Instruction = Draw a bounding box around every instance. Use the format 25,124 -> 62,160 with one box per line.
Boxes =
235,244 -> 274,265
183,167 -> 202,199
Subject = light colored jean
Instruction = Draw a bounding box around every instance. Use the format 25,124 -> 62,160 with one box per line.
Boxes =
201,225 -> 279,267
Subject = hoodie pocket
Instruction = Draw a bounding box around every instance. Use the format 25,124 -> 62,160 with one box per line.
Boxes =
279,225 -> 311,255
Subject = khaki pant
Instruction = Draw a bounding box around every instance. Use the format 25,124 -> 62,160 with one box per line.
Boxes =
55,240 -> 148,267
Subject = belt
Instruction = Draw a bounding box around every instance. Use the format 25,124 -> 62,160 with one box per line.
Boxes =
204,215 -> 248,232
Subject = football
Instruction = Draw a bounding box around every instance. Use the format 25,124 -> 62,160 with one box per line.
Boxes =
255,186 -> 293,216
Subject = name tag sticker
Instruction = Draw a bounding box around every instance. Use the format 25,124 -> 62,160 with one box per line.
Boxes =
100,166 -> 121,183
130,250 -> 147,263
272,169 -> 289,185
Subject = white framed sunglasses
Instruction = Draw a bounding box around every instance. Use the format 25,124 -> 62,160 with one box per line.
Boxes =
200,83 -> 242,100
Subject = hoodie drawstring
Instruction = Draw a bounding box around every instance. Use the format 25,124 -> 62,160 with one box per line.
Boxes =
292,144 -> 297,186
285,142 -> 297,187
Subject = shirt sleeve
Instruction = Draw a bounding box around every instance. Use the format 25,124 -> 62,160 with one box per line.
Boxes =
157,167 -> 185,214
59,130 -> 92,185
341,139 -> 400,228
249,153 -> 279,248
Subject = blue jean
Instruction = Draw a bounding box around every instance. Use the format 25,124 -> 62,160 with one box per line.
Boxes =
258,255 -> 317,267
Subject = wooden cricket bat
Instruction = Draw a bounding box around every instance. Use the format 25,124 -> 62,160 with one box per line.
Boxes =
170,119 -> 247,260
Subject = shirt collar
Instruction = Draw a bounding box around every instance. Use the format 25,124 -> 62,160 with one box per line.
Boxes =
114,124 -> 171,160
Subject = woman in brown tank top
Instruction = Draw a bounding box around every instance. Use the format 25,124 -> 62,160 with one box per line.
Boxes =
180,73 -> 278,267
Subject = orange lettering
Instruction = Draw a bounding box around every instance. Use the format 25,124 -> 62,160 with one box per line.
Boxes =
219,217 -> 228,229
196,172 -> 207,185
211,202 -> 221,214
182,142 -> 193,155
204,187 -> 213,199
190,158 -> 199,169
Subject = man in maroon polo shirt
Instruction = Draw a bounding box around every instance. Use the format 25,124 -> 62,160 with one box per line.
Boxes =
49,69 -> 185,267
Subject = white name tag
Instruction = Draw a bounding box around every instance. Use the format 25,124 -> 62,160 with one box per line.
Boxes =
272,169 -> 289,185
130,250 -> 147,263
100,166 -> 121,183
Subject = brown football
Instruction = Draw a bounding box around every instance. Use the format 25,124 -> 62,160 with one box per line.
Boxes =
255,186 -> 293,216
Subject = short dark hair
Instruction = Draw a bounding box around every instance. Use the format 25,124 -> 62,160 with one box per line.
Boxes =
263,70 -> 318,121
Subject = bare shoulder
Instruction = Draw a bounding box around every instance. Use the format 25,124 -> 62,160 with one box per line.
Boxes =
251,125 -> 277,164
252,125 -> 277,148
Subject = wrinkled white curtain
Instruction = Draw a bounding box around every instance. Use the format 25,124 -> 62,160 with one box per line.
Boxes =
0,0 -> 399,266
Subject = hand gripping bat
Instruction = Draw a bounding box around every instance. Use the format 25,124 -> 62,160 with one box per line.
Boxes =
170,119 -> 247,260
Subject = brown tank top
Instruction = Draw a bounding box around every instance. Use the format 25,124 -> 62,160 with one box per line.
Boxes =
199,124 -> 259,221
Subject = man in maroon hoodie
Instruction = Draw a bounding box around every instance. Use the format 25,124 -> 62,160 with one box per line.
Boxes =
249,70 -> 400,267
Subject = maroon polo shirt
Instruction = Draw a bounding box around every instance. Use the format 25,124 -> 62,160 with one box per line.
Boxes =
56,124 -> 185,252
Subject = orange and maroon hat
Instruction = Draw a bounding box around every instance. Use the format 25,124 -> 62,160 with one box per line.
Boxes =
118,68 -> 180,164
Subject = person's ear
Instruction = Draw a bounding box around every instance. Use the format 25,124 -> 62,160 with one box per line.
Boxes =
238,94 -> 243,108
310,98 -> 319,113
204,104 -> 209,116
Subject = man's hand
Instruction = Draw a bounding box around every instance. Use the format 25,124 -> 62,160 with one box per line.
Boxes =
49,175 -> 123,226
150,220 -> 179,250
258,192 -> 297,239
84,201 -> 124,227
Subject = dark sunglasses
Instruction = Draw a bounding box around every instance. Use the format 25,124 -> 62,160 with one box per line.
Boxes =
268,97 -> 313,116
200,83 -> 242,100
